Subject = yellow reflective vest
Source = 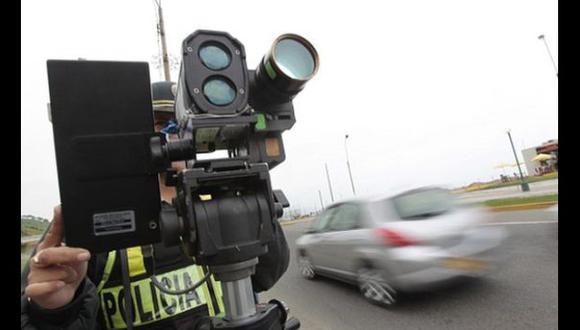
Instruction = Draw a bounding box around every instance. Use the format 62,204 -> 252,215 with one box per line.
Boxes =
95,246 -> 224,329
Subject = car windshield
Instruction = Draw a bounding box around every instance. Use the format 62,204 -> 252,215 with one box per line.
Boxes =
391,188 -> 454,220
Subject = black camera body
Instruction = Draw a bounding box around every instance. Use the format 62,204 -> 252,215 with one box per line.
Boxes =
47,60 -> 163,251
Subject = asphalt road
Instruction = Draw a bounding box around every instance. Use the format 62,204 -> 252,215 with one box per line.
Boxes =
261,209 -> 558,330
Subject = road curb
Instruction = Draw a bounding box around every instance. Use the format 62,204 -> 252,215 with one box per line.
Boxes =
487,202 -> 558,212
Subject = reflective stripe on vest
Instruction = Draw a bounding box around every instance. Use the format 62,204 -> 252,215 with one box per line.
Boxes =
96,247 -> 223,329
126,247 -> 146,277
96,250 -> 116,293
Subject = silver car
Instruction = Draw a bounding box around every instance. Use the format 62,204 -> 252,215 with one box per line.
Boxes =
296,187 -> 508,307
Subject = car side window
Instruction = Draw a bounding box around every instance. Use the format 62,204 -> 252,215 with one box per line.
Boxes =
310,208 -> 336,232
328,204 -> 360,231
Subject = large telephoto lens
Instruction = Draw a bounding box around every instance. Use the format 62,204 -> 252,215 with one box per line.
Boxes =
274,38 -> 316,80
253,33 -> 319,101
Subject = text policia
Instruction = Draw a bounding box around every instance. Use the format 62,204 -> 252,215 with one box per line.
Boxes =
46,30 -> 318,330
100,266 -> 220,328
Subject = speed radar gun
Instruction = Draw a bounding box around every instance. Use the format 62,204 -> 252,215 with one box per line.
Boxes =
47,30 -> 319,330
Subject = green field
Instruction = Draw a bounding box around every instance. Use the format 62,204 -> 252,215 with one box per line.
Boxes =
21,217 -> 49,237
21,216 -> 48,272
483,194 -> 558,208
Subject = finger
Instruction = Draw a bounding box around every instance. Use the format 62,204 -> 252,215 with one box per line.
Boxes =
31,247 -> 90,268
59,265 -> 81,284
37,206 -> 64,250
25,281 -> 66,298
27,265 -> 78,284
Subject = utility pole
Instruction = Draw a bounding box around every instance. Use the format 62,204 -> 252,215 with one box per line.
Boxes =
318,190 -> 325,211
538,35 -> 558,78
155,0 -> 171,81
507,130 -> 530,192
325,163 -> 335,203
344,134 -> 356,196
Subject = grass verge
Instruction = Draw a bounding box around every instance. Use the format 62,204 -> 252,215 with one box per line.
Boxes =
483,194 -> 558,208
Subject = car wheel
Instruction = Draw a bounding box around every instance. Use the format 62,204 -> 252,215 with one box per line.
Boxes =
298,255 -> 317,280
357,267 -> 397,307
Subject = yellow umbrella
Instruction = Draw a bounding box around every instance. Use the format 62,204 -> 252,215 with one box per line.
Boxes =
532,154 -> 553,162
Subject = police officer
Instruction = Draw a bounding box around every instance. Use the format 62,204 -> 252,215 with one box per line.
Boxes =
21,81 -> 290,329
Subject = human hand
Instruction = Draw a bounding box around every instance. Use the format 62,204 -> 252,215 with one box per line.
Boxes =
24,206 -> 91,309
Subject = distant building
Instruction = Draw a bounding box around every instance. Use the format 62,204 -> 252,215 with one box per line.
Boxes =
522,139 -> 558,176
521,147 -> 538,175
21,215 -> 49,222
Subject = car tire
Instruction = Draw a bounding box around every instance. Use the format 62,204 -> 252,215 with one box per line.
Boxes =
357,267 -> 398,307
298,255 -> 317,280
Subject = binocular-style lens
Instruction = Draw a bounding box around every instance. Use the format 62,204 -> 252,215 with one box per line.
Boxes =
203,76 -> 236,106
176,30 -> 248,115
199,43 -> 231,71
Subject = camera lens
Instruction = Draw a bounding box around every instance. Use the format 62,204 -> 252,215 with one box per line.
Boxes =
203,76 -> 236,106
251,34 -> 318,105
199,43 -> 231,71
274,38 -> 316,80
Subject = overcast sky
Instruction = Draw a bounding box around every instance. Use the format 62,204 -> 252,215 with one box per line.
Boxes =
21,0 -> 557,219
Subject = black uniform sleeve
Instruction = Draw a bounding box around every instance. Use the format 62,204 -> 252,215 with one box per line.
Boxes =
251,220 -> 290,292
21,278 -> 101,329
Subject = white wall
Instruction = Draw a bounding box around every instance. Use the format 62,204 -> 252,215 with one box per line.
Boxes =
522,147 -> 540,176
